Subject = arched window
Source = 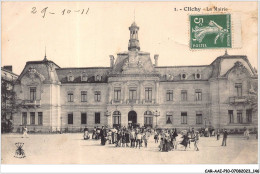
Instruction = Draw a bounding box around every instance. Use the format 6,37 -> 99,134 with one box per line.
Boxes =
113,111 -> 121,128
144,111 -> 153,128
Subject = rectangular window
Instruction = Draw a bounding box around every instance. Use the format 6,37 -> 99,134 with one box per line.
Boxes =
196,111 -> 202,124
81,113 -> 87,124
195,89 -> 202,101
181,112 -> 187,124
68,113 -> 73,124
114,88 -> 121,101
30,87 -> 36,101
145,87 -> 152,101
95,112 -> 100,124
129,89 -> 137,101
38,112 -> 43,125
166,113 -> 173,124
228,110 -> 234,123
81,91 -> 87,102
181,90 -> 187,101
235,83 -> 242,97
246,109 -> 252,123
166,90 -> 173,101
94,91 -> 101,102
22,112 -> 27,125
30,112 -> 35,125
237,110 -> 243,124
67,92 -> 74,102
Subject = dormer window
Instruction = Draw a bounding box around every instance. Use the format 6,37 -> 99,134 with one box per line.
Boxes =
166,74 -> 174,81
95,75 -> 102,81
81,72 -> 88,82
195,73 -> 201,80
67,71 -> 74,82
68,76 -> 74,82
181,73 -> 187,80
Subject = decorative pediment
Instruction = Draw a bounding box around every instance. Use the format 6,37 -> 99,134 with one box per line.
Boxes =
224,61 -> 251,78
26,66 -> 45,82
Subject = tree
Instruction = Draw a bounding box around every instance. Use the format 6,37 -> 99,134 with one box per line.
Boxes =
248,80 -> 258,112
1,79 -> 21,133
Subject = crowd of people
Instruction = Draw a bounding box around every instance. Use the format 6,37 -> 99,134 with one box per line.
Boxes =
83,126 -> 202,151
87,126 -> 151,148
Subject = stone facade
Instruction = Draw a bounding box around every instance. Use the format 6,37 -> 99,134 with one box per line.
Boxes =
12,22 -> 258,132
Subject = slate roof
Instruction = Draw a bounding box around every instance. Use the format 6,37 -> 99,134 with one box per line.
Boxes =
17,60 -> 60,83
155,65 -> 212,81
56,67 -> 110,83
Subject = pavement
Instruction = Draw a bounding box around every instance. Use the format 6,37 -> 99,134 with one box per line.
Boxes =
1,133 -> 258,164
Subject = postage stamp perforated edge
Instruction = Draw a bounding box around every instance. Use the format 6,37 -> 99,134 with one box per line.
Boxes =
188,13 -> 232,50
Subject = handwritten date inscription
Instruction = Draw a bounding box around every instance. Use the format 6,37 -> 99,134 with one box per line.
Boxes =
31,7 -> 90,18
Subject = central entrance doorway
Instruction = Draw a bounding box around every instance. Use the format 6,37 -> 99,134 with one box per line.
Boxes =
128,111 -> 137,128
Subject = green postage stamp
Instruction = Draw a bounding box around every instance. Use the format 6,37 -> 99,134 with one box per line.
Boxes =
190,14 -> 231,49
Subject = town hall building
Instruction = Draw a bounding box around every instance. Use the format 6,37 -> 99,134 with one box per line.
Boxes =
12,22 -> 258,132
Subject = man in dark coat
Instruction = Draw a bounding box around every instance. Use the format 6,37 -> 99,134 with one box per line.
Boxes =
125,130 -> 130,147
222,129 -> 228,146
100,126 -> 107,145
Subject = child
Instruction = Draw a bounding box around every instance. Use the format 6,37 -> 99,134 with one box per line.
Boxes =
154,132 -> 159,143
159,138 -> 163,151
83,128 -> 90,140
143,133 -> 148,148
22,126 -> 28,138
216,129 -> 220,140
244,129 -> 250,140
107,130 -> 112,144
122,132 -> 126,147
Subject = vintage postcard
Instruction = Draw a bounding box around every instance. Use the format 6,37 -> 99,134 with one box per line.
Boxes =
1,1 -> 258,167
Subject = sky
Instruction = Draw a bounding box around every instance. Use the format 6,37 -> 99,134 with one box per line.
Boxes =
1,1 -> 258,75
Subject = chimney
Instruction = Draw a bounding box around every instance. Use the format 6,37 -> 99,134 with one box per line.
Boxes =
3,66 -> 12,72
154,54 -> 159,67
109,55 -> 114,68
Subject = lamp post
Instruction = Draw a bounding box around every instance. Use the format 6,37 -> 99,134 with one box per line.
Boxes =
60,117 -> 63,134
154,110 -> 160,128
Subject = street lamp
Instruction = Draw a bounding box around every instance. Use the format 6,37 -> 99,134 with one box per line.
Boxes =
154,110 -> 160,128
60,117 -> 63,134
